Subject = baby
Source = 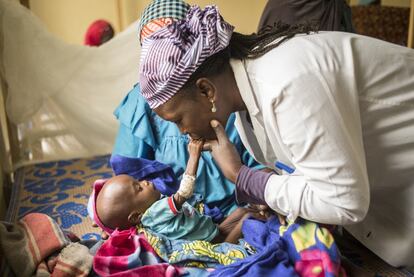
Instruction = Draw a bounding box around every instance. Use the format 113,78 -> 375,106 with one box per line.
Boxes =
90,139 -> 251,243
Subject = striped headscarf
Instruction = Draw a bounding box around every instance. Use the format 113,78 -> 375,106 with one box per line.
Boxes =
138,0 -> 190,44
139,5 -> 234,109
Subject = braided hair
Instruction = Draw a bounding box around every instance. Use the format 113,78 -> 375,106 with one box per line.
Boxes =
182,21 -> 318,90
231,21 -> 318,59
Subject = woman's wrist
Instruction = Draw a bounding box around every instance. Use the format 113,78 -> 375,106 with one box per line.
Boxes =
228,163 -> 243,184
234,165 -> 273,205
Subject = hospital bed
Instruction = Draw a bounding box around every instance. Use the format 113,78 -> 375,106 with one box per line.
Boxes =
1,0 -> 414,276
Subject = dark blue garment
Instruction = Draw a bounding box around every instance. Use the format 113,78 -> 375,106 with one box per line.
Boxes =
203,204 -> 224,223
110,154 -> 179,196
209,216 -> 298,277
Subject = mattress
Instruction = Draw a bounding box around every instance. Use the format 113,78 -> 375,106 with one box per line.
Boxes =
4,154 -> 412,276
6,155 -> 112,240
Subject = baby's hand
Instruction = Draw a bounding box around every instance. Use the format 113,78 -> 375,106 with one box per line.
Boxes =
184,139 -> 204,182
188,139 -> 204,157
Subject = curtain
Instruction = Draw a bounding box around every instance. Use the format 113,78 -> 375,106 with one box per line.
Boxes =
0,0 -> 140,168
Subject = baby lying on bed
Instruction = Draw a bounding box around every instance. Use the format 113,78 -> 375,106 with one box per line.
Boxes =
90,139 -> 253,244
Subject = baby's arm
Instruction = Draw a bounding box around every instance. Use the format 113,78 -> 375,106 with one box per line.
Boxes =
173,139 -> 204,208
184,139 -> 203,177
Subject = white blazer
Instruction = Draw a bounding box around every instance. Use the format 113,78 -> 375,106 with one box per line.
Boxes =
230,32 -> 414,267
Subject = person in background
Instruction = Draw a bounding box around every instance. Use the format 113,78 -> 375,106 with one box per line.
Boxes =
258,0 -> 354,32
84,19 -> 115,46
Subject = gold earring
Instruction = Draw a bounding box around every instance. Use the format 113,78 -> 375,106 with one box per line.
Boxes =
211,100 -> 217,113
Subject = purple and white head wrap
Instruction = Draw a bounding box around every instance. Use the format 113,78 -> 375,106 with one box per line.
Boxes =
139,5 -> 234,109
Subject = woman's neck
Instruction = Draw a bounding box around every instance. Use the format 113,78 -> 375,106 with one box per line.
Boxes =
226,65 -> 247,112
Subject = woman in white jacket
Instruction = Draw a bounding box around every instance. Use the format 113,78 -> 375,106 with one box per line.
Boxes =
138,5 -> 414,268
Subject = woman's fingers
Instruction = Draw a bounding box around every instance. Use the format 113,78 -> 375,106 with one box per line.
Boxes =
204,120 -> 229,151
202,140 -> 218,152
210,120 -> 229,144
247,204 -> 287,225
204,123 -> 242,183
278,214 -> 287,226
203,142 -> 212,151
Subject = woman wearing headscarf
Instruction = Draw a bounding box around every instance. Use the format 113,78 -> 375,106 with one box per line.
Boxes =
112,0 -> 264,221
138,3 -> 414,269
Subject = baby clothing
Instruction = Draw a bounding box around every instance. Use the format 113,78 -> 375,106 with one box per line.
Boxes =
141,196 -> 218,242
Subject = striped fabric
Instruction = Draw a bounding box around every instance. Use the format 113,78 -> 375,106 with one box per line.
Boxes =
18,213 -> 69,269
0,213 -> 92,276
139,5 -> 234,109
138,0 -> 189,43
93,228 -> 184,277
167,196 -> 179,215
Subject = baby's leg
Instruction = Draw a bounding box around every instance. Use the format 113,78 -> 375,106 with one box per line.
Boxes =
213,208 -> 253,244
209,208 -> 248,244
218,207 -> 249,236
222,213 -> 250,244
215,205 -> 286,244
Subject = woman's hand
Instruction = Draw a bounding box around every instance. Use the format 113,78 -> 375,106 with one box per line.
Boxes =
204,120 -> 243,183
247,204 -> 287,225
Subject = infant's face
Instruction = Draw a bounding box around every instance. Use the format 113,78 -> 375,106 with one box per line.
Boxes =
116,174 -> 161,213
96,174 -> 161,230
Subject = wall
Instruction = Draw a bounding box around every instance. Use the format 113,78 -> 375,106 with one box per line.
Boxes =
29,0 -> 122,45
29,0 -> 267,45
187,0 -> 267,33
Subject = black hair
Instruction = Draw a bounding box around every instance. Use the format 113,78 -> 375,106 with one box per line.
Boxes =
100,24 -> 115,44
182,21 -> 318,90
